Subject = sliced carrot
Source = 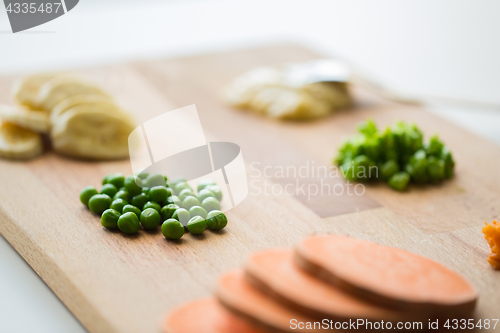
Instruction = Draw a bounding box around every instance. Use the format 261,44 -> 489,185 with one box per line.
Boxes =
162,298 -> 266,333
295,234 -> 477,315
216,269 -> 324,332
245,248 -> 422,322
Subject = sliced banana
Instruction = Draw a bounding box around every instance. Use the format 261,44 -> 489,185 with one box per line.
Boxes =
50,94 -> 115,125
0,120 -> 43,160
37,76 -> 110,112
51,104 -> 135,160
0,104 -> 51,133
12,73 -> 57,109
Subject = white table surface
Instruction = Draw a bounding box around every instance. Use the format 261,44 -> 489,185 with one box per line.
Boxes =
1,0 -> 499,332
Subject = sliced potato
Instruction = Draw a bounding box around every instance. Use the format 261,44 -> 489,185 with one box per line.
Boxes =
37,76 -> 110,112
0,104 -> 51,133
12,74 -> 57,109
50,94 -> 115,125
0,120 -> 43,160
51,105 -> 135,160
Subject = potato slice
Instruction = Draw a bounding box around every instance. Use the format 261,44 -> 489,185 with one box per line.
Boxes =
0,104 -> 50,133
51,104 -> 135,160
37,76 -> 110,112
50,94 -> 115,125
0,120 -> 43,160
12,74 -> 57,109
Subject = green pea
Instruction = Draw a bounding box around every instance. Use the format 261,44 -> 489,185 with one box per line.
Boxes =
187,216 -> 206,235
173,181 -> 192,195
172,208 -> 190,226
80,186 -> 98,206
117,212 -> 141,234
110,198 -> 128,213
124,175 -> 142,196
140,208 -> 161,229
166,195 -> 181,206
161,219 -> 185,240
205,185 -> 222,201
178,188 -> 195,201
131,193 -> 148,210
145,173 -> 165,188
113,190 -> 130,202
122,204 -> 141,218
197,179 -> 216,192
197,188 -> 216,203
88,194 -> 112,215
101,209 -> 121,229
189,205 -> 207,219
143,201 -> 161,213
107,173 -> 125,189
206,210 -> 228,230
102,173 -> 114,185
118,187 -> 126,192
136,171 -> 149,180
161,204 -> 179,220
201,197 -> 221,212
142,187 -> 150,195
100,183 -> 118,198
182,195 -> 200,210
148,185 -> 169,203
388,172 -> 410,191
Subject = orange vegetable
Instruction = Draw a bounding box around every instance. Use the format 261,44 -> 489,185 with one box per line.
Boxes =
295,234 -> 477,315
161,298 -> 265,333
482,220 -> 500,270
245,248 -> 419,322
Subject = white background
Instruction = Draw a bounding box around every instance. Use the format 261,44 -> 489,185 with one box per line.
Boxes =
1,0 -> 499,331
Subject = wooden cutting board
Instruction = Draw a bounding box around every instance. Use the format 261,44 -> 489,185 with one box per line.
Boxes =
0,45 -> 499,333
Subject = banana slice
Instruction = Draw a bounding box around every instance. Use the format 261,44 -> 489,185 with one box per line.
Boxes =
0,104 -> 51,133
51,104 -> 135,160
12,74 -> 57,109
50,94 -> 115,125
0,120 -> 43,160
37,76 -> 110,112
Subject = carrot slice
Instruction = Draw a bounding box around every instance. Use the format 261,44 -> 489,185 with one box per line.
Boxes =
295,234 -> 477,315
245,248 -> 422,322
217,269 -> 324,332
161,298 -> 266,333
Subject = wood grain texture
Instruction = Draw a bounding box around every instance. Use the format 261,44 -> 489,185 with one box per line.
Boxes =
0,45 -> 499,333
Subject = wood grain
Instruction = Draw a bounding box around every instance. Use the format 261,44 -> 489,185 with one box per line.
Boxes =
0,45 -> 499,333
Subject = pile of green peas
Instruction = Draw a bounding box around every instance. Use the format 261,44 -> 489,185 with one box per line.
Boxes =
80,172 -> 227,240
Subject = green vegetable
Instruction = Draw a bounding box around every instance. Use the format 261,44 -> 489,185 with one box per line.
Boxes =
173,181 -> 192,195
161,219 -> 185,240
189,206 -> 207,219
88,194 -> 112,215
131,193 -> 148,210
388,172 -> 410,191
113,190 -> 130,202
182,195 -> 200,210
178,188 -> 195,201
106,173 -> 125,189
117,212 -> 141,234
206,210 -> 227,230
166,195 -> 181,206
161,204 -> 179,220
145,173 -> 165,188
110,198 -> 128,213
197,188 -> 216,203
102,173 -> 113,185
80,186 -> 98,206
136,171 -> 149,180
201,197 -> 221,212
335,119 -> 455,190
122,204 -> 141,218
142,187 -> 150,195
140,208 -> 161,230
101,209 -> 121,229
124,175 -> 142,196
100,184 -> 118,198
187,216 -> 206,235
148,185 -> 169,203
143,201 -> 161,213
197,179 -> 216,192
205,185 -> 222,201
172,208 -> 190,226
